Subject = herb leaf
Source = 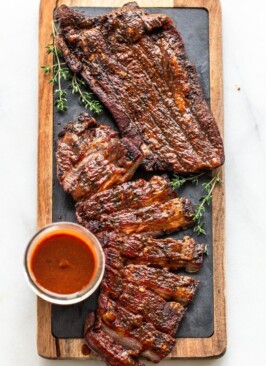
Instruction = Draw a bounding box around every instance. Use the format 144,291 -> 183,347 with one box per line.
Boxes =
193,173 -> 222,236
171,172 -> 222,236
170,173 -> 204,190
41,21 -> 103,114
70,74 -> 103,115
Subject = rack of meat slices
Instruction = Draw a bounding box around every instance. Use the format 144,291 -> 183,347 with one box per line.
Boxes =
53,2 -> 225,365
56,111 -> 220,366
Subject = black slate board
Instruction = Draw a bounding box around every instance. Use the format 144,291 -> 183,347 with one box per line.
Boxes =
52,7 -> 213,339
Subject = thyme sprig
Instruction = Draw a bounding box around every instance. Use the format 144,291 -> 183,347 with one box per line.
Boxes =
41,21 -> 103,114
170,172 -> 205,189
170,172 -> 222,236
193,173 -> 221,236
70,75 -> 103,114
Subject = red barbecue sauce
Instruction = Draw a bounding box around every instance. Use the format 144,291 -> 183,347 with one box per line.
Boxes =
29,230 -> 97,294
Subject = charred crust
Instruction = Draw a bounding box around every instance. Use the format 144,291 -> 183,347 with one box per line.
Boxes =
56,4 -> 224,173
120,138 -> 143,162
181,198 -> 195,218
57,112 -> 97,138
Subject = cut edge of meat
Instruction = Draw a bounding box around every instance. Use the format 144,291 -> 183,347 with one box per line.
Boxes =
56,112 -> 143,201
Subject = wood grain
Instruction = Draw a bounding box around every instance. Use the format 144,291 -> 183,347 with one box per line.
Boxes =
38,0 -> 226,359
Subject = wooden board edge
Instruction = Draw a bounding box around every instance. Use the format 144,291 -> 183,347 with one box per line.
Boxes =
37,0 -> 57,359
37,0 -> 226,359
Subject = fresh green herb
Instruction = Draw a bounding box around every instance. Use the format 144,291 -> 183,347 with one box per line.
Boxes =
41,21 -> 69,112
204,245 -> 209,255
41,21 -> 103,114
193,173 -> 221,236
41,65 -> 51,74
170,173 -> 205,189
70,74 -> 103,114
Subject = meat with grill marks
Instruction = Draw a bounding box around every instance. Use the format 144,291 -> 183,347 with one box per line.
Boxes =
86,263 -> 199,364
96,293 -> 176,362
119,283 -> 186,337
56,112 -> 143,200
101,232 -> 206,273
84,313 -> 144,366
100,265 -> 197,322
76,176 -> 194,235
83,197 -> 194,236
123,265 -> 199,305
56,2 -> 224,173
76,175 -> 176,223
76,175 -> 194,236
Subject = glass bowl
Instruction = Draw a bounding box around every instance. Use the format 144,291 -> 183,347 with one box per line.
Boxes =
24,222 -> 105,305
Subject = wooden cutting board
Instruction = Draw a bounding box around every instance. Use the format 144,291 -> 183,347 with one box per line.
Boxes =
38,0 -> 226,359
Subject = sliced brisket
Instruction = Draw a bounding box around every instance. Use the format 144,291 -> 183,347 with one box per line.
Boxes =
123,264 -> 199,305
86,261 -> 198,363
83,197 -> 194,236
119,282 -> 186,336
56,2 -> 224,173
102,232 -> 205,273
76,175 -> 176,223
56,112 -> 142,200
84,314 -> 142,366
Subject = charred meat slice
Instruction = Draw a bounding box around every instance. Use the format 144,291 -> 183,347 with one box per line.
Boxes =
100,265 -> 124,299
84,314 -> 141,366
97,293 -> 143,332
56,3 -> 224,173
123,265 -> 199,305
82,197 -> 194,236
86,258 -> 199,364
127,240 -> 206,273
119,282 -> 186,336
101,232 -> 205,273
76,175 -> 176,223
104,247 -> 125,271
56,112 -> 142,200
97,293 -> 176,363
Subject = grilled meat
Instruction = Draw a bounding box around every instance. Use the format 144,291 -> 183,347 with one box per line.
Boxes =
86,262 -> 198,363
76,175 -> 176,223
119,283 -> 186,336
56,112 -> 142,200
56,2 -> 224,173
85,314 -> 143,366
100,265 -> 124,300
102,232 -> 205,273
123,265 -> 199,305
97,293 -> 176,362
55,6 -> 208,364
79,196 -> 194,236
89,197 -> 194,235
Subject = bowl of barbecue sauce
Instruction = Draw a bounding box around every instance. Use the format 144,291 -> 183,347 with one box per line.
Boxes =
24,222 -> 105,305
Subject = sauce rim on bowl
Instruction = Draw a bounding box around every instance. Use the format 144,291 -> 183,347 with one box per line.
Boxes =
24,222 -> 105,305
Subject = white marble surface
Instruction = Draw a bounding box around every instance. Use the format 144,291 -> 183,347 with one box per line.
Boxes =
1,0 -> 266,364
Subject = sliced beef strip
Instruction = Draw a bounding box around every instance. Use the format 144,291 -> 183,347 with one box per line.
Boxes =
85,253 -> 199,364
56,112 -> 143,200
81,197 -> 194,236
119,282 -> 186,337
122,264 -> 199,305
84,313 -> 142,366
76,174 -> 176,223
101,232 -> 205,273
97,293 -> 176,362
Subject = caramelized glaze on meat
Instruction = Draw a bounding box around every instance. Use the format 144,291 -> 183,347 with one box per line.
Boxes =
76,175 -> 176,223
56,2 -> 224,173
56,112 -> 143,200
102,232 -> 206,273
